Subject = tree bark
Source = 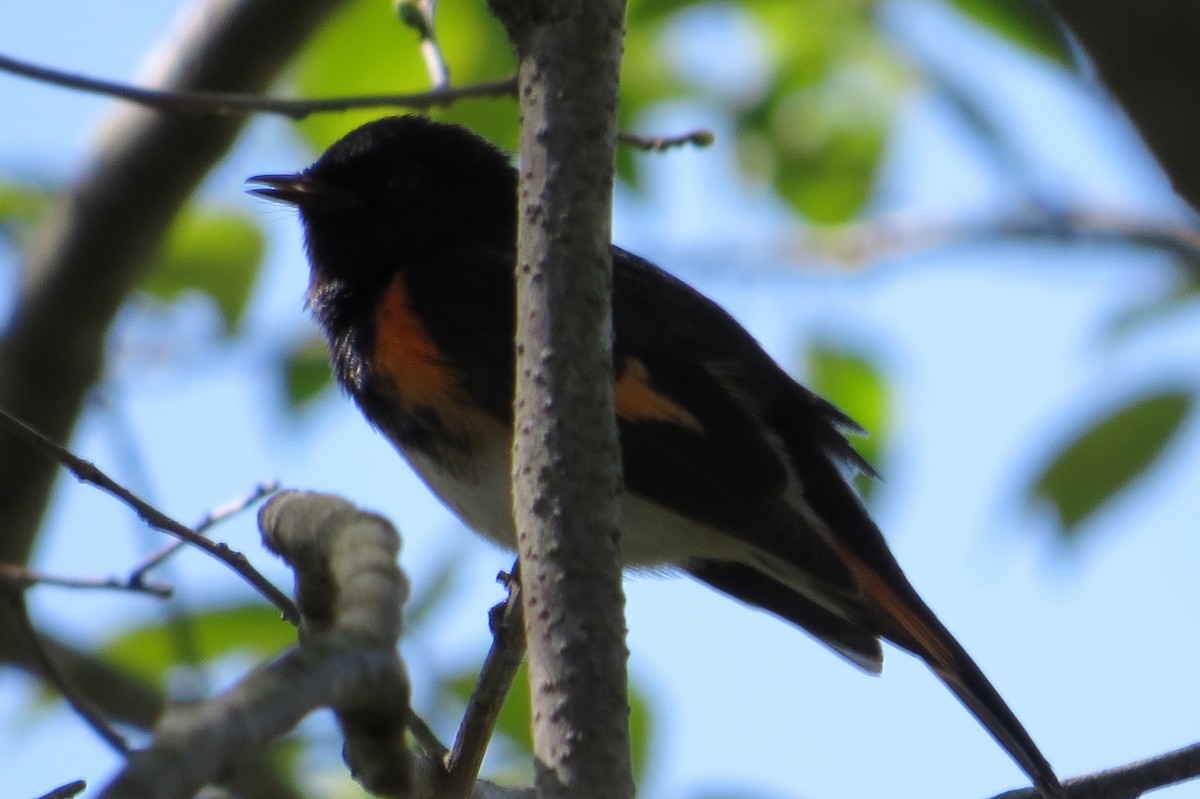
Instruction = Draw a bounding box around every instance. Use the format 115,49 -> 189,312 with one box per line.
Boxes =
484,1 -> 634,798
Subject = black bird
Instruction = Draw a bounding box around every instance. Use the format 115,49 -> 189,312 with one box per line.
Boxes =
250,115 -> 1061,797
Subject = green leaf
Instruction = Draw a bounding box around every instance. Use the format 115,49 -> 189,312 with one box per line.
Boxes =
101,603 -> 295,685
403,543 -> 471,632
445,661 -> 653,782
731,2 -> 903,224
293,0 -> 517,156
806,341 -> 889,497
948,0 -> 1073,65
142,207 -> 265,333
768,116 -> 886,224
627,674 -> 653,783
282,335 -> 335,410
1030,389 -> 1194,537
0,180 -> 53,245
621,0 -> 906,203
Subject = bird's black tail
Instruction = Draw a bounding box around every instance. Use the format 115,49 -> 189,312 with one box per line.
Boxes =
691,553 -> 1062,797
835,543 -> 1064,799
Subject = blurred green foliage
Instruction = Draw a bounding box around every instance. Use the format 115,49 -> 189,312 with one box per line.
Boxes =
8,1 -> 1200,795
294,0 -> 517,154
0,181 -> 52,247
100,603 -> 293,686
805,340 -> 890,499
1030,389 -> 1194,538
281,335 -> 336,411
630,0 -> 903,222
445,659 -> 654,785
140,206 -> 265,334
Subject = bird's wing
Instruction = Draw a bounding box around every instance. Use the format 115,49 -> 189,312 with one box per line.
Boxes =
611,250 -> 1061,795
610,249 -> 895,667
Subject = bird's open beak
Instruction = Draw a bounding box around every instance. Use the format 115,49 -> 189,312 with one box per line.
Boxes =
246,173 -> 316,206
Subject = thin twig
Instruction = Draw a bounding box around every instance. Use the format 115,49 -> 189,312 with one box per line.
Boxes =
195,481 -> 282,532
0,563 -> 172,598
419,36 -> 451,90
407,709 -> 450,762
7,590 -> 130,755
128,480 -> 280,585
618,128 -> 715,151
0,51 -> 513,119
397,0 -> 451,89
34,780 -> 88,799
0,407 -> 299,624
441,565 -> 527,799
0,51 -> 711,152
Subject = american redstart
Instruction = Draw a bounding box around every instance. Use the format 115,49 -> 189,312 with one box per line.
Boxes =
250,115 -> 1060,797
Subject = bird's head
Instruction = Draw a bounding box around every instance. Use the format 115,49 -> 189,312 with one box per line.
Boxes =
249,115 -> 516,288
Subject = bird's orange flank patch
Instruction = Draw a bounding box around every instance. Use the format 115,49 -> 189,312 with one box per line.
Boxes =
614,358 -> 703,431
373,275 -> 456,408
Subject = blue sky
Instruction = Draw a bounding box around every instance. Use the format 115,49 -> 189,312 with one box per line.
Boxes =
3,2 -> 1200,798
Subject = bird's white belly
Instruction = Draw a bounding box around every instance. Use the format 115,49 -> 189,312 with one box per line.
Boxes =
400,444 -> 744,567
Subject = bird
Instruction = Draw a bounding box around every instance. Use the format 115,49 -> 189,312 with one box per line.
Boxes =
249,114 -> 1061,797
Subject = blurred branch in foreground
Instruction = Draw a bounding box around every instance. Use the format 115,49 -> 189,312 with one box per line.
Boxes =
798,207 -> 1200,271
98,491 -> 535,799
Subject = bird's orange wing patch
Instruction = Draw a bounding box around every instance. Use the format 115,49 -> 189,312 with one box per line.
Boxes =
372,274 -> 457,408
614,357 -> 703,431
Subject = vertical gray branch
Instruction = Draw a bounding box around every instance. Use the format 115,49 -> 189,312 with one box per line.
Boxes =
485,1 -> 633,797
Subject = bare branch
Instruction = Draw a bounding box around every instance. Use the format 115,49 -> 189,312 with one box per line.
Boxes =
407,709 -> 450,762
0,51 -> 708,151
441,566 -> 527,799
992,741 -> 1200,799
128,480 -> 280,585
811,207 -> 1200,273
197,481 -> 283,532
259,491 -> 412,796
396,0 -> 451,89
100,491 -> 412,799
618,128 -> 715,152
5,590 -> 130,755
0,51 -> 514,119
0,407 -> 298,624
0,618 -> 301,799
0,564 -> 172,599
34,781 -> 88,799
